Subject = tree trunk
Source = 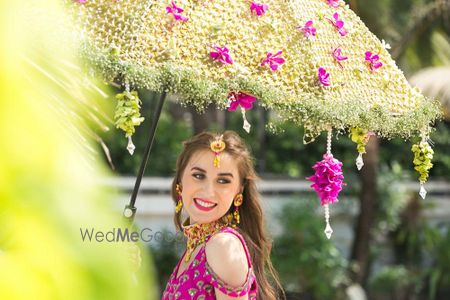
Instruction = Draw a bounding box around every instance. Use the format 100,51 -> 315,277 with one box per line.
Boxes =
350,137 -> 379,285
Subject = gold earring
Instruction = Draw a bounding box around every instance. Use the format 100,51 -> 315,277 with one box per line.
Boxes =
175,184 -> 183,213
233,194 -> 243,224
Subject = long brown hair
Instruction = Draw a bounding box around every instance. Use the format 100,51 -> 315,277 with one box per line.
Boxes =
171,131 -> 284,300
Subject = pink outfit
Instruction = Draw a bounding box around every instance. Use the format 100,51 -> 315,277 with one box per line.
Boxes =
162,227 -> 258,299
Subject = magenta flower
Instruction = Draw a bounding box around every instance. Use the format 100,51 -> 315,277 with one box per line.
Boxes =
261,51 -> 285,71
318,67 -> 330,86
327,0 -> 340,8
365,51 -> 383,71
166,1 -> 188,22
74,0 -> 87,3
210,46 -> 233,65
332,47 -> 348,68
328,12 -> 347,36
298,21 -> 317,38
250,2 -> 268,16
227,92 -> 257,111
307,154 -> 345,206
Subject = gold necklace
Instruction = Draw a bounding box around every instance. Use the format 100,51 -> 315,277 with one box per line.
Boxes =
182,218 -> 229,262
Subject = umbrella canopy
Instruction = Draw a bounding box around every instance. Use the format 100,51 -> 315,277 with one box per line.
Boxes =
69,0 -> 440,140
67,0 -> 443,237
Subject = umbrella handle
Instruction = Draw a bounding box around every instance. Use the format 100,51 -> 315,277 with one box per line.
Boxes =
123,91 -> 167,223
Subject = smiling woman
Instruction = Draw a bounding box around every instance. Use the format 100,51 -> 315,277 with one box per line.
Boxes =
161,131 -> 284,300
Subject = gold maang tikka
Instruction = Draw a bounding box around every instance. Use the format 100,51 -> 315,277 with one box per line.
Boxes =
210,135 -> 226,168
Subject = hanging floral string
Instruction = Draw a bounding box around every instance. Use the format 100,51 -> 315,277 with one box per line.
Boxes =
411,138 -> 434,199
114,90 -> 145,155
349,127 -> 374,170
307,129 -> 345,239
228,91 -> 257,133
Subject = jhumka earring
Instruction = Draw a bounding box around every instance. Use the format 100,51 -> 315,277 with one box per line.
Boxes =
233,194 -> 243,224
175,183 -> 183,213
210,135 -> 226,168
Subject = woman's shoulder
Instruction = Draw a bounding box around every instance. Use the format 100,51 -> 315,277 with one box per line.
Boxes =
204,227 -> 250,288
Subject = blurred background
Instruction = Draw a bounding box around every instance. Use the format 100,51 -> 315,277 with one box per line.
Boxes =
1,0 -> 449,300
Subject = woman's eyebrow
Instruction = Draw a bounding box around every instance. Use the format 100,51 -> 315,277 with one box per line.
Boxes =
218,172 -> 234,178
190,167 -> 234,178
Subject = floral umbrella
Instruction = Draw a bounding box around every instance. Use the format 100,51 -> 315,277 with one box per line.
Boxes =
68,0 -> 442,237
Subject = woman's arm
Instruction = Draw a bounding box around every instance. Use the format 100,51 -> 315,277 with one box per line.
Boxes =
205,232 -> 250,300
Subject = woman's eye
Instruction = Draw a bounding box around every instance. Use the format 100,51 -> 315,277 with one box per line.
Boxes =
217,178 -> 230,184
192,173 -> 204,179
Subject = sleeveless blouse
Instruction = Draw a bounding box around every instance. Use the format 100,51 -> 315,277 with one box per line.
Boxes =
162,227 -> 258,299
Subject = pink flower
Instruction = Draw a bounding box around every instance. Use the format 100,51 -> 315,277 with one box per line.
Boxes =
327,0 -> 340,8
328,12 -> 347,36
365,51 -> 382,71
261,51 -> 285,71
332,47 -> 348,68
227,92 -> 257,111
318,67 -> 330,86
307,154 -> 345,206
74,0 -> 87,3
166,1 -> 188,22
210,46 -> 233,65
250,2 -> 268,16
298,20 -> 317,38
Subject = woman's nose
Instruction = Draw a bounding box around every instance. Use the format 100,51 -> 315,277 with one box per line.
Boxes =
202,180 -> 215,196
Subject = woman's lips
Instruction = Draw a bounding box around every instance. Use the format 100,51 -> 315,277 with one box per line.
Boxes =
194,198 -> 217,212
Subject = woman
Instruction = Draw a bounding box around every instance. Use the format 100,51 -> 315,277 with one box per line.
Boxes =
162,131 -> 283,300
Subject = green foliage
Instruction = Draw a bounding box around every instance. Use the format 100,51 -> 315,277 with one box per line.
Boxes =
368,265 -> 421,299
272,198 -> 348,299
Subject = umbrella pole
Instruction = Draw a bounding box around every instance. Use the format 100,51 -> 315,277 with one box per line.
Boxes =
123,91 -> 167,223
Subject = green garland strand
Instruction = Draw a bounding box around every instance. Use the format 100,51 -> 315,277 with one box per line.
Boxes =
114,90 -> 145,138
349,127 -> 369,154
411,142 -> 434,184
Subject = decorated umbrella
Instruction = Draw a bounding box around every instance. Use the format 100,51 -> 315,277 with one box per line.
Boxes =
67,0 -> 442,238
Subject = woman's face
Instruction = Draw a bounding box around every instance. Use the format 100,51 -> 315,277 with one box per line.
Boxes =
180,149 -> 242,224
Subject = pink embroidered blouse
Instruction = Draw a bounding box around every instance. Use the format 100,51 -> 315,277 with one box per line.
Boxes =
162,227 -> 258,299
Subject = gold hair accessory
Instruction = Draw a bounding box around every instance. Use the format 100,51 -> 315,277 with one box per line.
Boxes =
175,183 -> 183,213
210,135 -> 226,168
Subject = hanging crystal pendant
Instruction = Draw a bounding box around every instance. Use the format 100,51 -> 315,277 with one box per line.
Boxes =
356,153 -> 364,170
419,183 -> 427,199
241,107 -> 251,133
127,136 -> 136,155
324,223 -> 333,239
324,204 -> 333,239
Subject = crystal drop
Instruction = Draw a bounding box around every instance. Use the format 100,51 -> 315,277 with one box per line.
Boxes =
243,119 -> 251,133
127,136 -> 135,155
324,223 -> 333,239
419,184 -> 427,199
241,107 -> 251,133
356,153 -> 364,170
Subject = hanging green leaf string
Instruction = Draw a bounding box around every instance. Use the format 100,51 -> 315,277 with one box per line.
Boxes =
349,127 -> 369,154
114,90 -> 145,138
411,142 -> 434,184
